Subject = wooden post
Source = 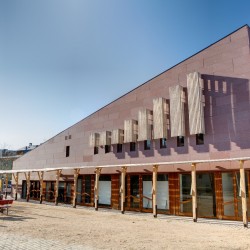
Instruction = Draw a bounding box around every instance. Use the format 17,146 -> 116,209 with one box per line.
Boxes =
54,170 -> 62,206
12,173 -> 19,200
73,169 -> 80,208
24,172 -> 31,202
240,160 -> 248,228
191,163 -> 197,222
94,168 -> 102,211
152,165 -> 158,218
5,174 -> 8,199
37,171 -> 44,204
120,167 -> 127,214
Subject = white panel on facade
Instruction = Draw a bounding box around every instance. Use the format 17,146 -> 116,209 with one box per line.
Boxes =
89,133 -> 100,147
99,181 -> 111,205
124,120 -> 138,143
157,180 -> 169,210
111,129 -> 124,144
153,97 -> 167,139
138,109 -> 153,141
169,85 -> 185,137
99,131 -> 111,146
187,72 -> 205,135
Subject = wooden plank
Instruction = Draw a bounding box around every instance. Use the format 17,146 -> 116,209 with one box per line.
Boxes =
214,172 -> 223,219
24,172 -> 31,202
191,163 -> 197,222
120,167 -> 127,213
12,173 -> 19,200
94,168 -> 102,211
73,169 -> 80,208
152,165 -> 158,217
240,160 -> 248,227
111,174 -> 120,209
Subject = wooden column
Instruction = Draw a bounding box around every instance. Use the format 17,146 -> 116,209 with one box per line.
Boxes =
54,170 -> 62,206
191,163 -> 197,222
4,174 -> 8,199
152,165 -> 158,218
120,167 -> 127,214
94,168 -> 102,211
24,172 -> 31,202
73,169 -> 80,208
12,173 -> 19,200
37,171 -> 44,204
240,160 -> 248,228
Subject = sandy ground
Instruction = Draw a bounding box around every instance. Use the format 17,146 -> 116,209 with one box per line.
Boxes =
1,201 -> 250,249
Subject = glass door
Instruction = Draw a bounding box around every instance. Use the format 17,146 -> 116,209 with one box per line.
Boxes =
179,174 -> 192,215
197,173 -> 216,218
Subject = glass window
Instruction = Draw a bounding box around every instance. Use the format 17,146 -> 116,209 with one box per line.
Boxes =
160,138 -> 167,148
105,145 -> 111,153
94,146 -> 98,155
144,140 -> 151,150
196,134 -> 204,145
177,136 -> 184,147
130,142 -> 136,152
66,146 -> 70,157
117,144 -> 122,153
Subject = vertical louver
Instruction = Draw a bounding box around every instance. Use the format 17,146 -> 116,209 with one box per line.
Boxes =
99,131 -> 111,146
138,109 -> 153,141
187,72 -> 205,135
153,97 -> 167,139
169,85 -> 185,137
111,129 -> 124,144
124,120 -> 138,143
89,133 -> 100,147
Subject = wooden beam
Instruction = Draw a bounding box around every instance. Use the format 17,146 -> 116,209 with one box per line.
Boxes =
120,166 -> 127,214
12,173 -> 19,200
152,165 -> 158,218
24,172 -> 31,202
94,168 -> 102,211
240,160 -> 248,228
73,169 -> 80,208
54,170 -> 62,206
37,171 -> 44,204
191,163 -> 197,222
5,174 -> 8,199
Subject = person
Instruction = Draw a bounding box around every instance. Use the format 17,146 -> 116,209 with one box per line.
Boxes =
0,194 -> 3,200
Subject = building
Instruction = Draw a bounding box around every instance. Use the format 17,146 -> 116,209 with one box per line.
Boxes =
3,25 -> 250,226
0,144 -> 38,193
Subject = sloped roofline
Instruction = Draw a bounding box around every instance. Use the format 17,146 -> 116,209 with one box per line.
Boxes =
18,24 -> 250,157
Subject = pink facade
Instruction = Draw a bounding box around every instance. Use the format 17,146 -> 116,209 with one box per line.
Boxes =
13,25 -> 250,176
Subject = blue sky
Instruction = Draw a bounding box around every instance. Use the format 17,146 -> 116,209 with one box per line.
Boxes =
1,0 -> 250,149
